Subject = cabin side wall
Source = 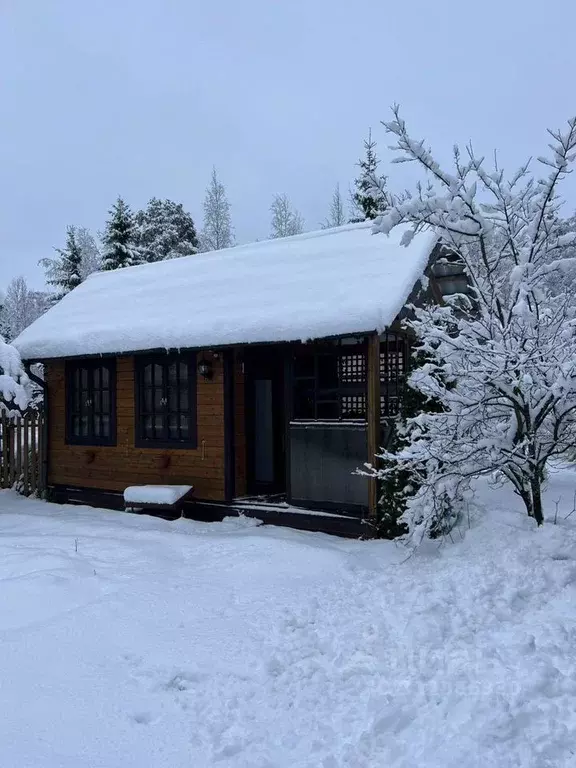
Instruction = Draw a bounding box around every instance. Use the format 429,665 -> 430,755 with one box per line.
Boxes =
45,354 -> 226,500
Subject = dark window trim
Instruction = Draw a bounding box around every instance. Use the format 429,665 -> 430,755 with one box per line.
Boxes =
65,359 -> 117,446
134,352 -> 198,450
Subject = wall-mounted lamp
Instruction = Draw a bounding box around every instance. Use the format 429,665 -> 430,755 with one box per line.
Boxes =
198,358 -> 213,380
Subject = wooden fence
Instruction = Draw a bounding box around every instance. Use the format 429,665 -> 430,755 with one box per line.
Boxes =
0,412 -> 46,495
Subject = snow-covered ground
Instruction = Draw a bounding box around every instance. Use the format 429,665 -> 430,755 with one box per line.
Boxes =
1,470 -> 576,767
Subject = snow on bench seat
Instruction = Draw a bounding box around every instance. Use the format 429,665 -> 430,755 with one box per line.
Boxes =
124,485 -> 194,506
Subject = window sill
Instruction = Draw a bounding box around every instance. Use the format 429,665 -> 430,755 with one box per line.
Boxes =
135,438 -> 198,450
289,420 -> 367,427
65,438 -> 117,447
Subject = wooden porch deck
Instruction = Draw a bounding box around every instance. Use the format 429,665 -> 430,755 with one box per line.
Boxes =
51,485 -> 368,538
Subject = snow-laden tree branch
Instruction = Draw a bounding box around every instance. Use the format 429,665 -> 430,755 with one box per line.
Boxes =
368,107 -> 576,542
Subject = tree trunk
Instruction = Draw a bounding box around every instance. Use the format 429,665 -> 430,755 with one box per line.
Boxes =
530,476 -> 544,526
518,486 -> 534,518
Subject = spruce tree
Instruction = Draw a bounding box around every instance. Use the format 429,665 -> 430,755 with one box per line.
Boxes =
54,226 -> 82,294
102,197 -> 140,270
41,226 -> 101,303
39,225 -> 83,304
136,198 -> 199,262
200,168 -> 234,252
351,129 -> 388,221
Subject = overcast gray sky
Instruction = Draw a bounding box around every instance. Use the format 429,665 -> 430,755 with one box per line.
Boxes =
2,0 -> 575,289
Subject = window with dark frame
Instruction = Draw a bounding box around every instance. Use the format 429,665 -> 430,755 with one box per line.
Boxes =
292,341 -> 368,421
66,360 -> 116,445
135,354 -> 197,448
291,334 -> 409,422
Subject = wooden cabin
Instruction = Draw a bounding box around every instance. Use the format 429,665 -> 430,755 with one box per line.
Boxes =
13,223 -> 460,535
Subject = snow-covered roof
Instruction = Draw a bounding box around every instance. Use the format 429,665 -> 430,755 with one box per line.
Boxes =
14,223 -> 438,360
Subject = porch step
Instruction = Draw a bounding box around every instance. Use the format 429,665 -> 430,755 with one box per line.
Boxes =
226,499 -> 368,538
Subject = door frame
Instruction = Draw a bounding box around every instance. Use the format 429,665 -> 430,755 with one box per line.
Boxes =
244,346 -> 287,496
223,349 -> 236,502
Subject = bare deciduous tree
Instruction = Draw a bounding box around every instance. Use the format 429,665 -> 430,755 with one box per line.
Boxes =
200,167 -> 234,251
75,227 -> 102,280
322,183 -> 346,229
2,277 -> 48,341
270,193 -> 304,239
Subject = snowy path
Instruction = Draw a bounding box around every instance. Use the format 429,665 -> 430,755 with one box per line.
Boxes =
0,473 -> 576,767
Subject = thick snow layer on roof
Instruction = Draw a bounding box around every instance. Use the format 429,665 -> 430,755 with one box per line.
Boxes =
14,223 -> 437,360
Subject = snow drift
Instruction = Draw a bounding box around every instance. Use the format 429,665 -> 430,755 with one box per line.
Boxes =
0,470 -> 575,766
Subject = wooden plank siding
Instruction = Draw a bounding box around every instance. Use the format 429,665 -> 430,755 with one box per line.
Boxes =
45,354 -> 228,500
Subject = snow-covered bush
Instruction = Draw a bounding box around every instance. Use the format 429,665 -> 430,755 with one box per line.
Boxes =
368,107 -> 576,543
0,340 -> 30,414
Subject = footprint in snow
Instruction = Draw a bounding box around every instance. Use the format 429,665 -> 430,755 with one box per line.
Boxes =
132,711 -> 154,725
163,670 -> 207,692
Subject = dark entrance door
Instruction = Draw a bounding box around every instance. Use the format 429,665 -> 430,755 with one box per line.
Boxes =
245,348 -> 286,495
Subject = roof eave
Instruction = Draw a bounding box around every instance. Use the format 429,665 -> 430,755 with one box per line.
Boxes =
19,329 -> 382,363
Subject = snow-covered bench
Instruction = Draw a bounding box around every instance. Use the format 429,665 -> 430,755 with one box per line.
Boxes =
123,485 -> 194,518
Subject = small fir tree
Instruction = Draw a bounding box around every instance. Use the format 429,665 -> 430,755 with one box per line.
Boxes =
350,129 -> 388,221
200,168 -> 234,252
369,350 -> 446,539
322,184 -> 346,229
136,198 -> 199,262
270,193 -> 304,238
102,197 -> 140,270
